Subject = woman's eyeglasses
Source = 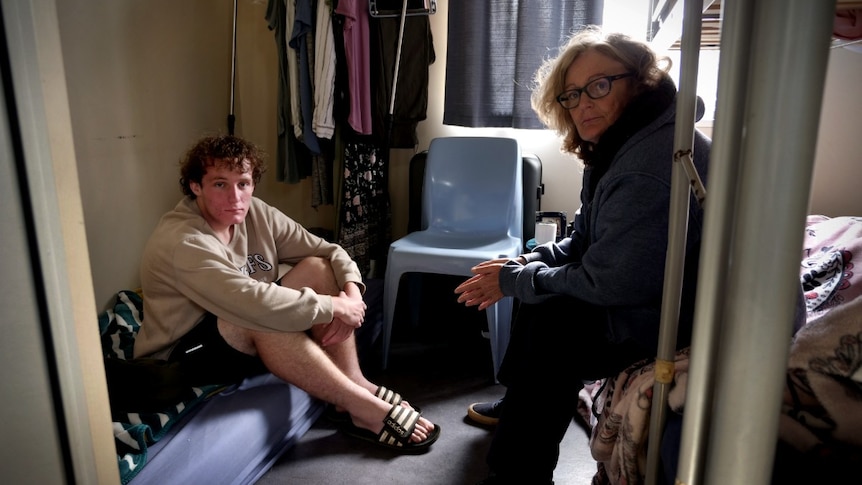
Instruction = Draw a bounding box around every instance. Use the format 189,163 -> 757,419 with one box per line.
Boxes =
555,73 -> 634,109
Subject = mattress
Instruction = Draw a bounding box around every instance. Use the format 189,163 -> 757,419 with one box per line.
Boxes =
130,373 -> 324,485
106,277 -> 383,484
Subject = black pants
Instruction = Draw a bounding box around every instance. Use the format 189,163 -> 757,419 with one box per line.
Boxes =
168,313 -> 269,387
487,297 -> 652,483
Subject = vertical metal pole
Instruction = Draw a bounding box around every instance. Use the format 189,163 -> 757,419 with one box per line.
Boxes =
228,0 -> 237,135
675,0 -> 756,483
384,0 -> 409,158
703,1 -> 835,484
645,0 -> 703,480
389,0 -> 409,116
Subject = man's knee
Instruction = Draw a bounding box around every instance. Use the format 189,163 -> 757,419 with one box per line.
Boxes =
283,256 -> 338,294
297,255 -> 330,272
217,318 -> 258,356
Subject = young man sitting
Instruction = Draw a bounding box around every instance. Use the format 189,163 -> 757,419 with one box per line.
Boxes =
134,134 -> 439,452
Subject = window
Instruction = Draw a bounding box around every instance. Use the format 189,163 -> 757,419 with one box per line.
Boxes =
442,1 -> 604,129
442,1 -> 720,129
606,1 -> 719,127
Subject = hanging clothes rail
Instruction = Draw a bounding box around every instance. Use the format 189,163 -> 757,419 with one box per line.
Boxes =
370,0 -> 436,18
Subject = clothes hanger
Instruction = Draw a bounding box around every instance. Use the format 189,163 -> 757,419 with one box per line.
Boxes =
369,0 -> 436,18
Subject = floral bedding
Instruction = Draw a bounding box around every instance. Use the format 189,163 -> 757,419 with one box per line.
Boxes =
801,215 -> 862,317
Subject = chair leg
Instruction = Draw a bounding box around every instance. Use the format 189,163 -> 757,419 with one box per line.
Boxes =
485,296 -> 513,382
406,274 -> 422,329
382,269 -> 403,371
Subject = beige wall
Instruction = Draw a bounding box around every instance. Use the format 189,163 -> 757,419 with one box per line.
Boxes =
810,46 -> 862,217
59,0 -> 862,311
58,0 -> 337,309
59,1 -> 232,309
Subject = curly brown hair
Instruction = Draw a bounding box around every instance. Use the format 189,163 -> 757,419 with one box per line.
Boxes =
531,26 -> 673,161
179,134 -> 267,199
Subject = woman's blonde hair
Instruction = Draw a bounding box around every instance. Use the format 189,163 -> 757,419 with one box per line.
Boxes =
531,26 -> 673,159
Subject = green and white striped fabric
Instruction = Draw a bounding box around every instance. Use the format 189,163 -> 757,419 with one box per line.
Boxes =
99,290 -> 221,484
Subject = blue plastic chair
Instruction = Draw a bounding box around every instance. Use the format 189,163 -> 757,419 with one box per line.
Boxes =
382,136 -> 523,378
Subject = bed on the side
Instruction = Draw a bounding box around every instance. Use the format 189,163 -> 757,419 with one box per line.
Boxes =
100,290 -> 324,485
580,215 -> 862,484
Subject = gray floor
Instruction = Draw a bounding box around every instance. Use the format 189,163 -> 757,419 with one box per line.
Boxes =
257,276 -> 599,485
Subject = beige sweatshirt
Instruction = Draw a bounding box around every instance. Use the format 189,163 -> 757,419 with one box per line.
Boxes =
134,196 -> 364,359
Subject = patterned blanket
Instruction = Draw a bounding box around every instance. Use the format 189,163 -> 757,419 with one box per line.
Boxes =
583,215 -> 862,484
584,352 -> 689,484
99,290 -> 222,484
801,215 -> 862,318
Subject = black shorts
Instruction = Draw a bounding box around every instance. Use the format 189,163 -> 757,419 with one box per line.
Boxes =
168,313 -> 268,387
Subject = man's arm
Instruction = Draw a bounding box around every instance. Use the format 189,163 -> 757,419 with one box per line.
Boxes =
343,281 -> 363,299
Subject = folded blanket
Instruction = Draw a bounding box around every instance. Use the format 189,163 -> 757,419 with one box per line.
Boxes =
781,294 -> 862,454
99,290 -> 222,484
587,349 -> 689,485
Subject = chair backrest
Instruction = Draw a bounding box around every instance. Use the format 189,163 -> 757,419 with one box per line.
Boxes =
422,137 -> 523,241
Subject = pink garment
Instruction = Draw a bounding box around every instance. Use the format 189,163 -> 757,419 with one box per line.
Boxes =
834,9 -> 862,40
335,0 -> 373,135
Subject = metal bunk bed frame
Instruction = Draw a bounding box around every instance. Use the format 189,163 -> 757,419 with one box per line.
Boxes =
645,1 -> 838,484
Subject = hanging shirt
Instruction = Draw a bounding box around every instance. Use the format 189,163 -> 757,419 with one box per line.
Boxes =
285,0 -> 303,140
313,0 -> 337,139
290,0 -> 322,154
335,0 -> 373,135
266,0 -> 312,183
370,14 -> 435,148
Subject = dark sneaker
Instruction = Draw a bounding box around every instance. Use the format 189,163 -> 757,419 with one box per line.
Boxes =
475,475 -> 501,485
466,397 -> 504,426
476,473 -> 553,485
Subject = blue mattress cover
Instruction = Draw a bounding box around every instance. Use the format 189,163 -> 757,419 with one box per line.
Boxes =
130,373 -> 323,485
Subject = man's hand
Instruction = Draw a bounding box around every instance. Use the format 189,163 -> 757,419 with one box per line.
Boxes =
319,289 -> 366,346
332,290 -> 366,328
317,317 -> 355,346
342,281 -> 363,300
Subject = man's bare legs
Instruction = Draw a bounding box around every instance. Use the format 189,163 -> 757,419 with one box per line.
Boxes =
217,257 -> 435,443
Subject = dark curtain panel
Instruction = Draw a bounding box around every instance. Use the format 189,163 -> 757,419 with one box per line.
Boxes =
443,1 -> 603,129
